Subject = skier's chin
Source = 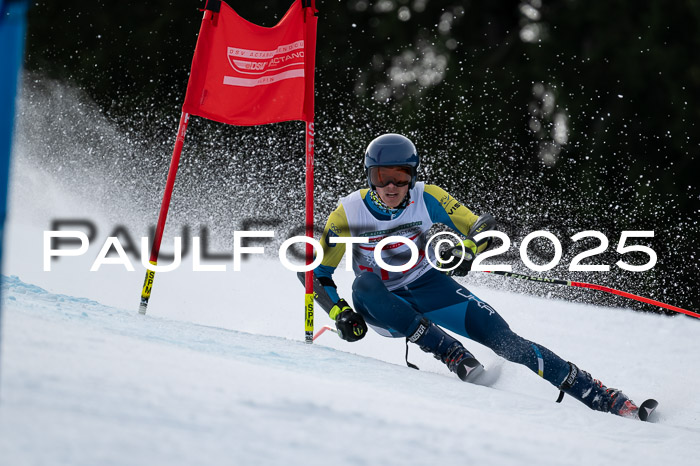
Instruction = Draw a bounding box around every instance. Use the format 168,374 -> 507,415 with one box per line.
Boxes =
377,186 -> 408,208
382,194 -> 401,207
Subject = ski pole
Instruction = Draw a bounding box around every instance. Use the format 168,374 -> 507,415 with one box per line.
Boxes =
482,270 -> 699,319
313,325 -> 337,341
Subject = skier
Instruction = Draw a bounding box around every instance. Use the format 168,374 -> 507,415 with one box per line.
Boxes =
312,133 -> 648,419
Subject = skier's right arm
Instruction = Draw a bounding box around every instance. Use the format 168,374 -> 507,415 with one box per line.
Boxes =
314,204 -> 349,304
315,205 -> 367,342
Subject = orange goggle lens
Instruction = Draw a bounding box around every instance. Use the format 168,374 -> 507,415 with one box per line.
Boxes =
369,166 -> 412,188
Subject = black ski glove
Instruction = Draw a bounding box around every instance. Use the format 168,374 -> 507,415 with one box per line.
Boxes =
438,238 -> 478,277
330,299 -> 367,342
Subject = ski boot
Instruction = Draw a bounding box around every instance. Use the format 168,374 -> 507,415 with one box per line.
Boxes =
558,362 -> 639,419
409,317 -> 484,382
443,342 -> 484,382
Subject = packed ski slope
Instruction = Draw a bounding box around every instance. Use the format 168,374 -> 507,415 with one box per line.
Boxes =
1,88 -> 699,465
2,193 -> 700,465
1,262 -> 700,466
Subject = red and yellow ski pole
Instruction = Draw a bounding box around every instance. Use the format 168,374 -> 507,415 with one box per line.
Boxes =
483,270 -> 699,319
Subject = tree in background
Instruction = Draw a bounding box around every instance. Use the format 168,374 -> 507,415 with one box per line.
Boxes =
22,0 -> 700,312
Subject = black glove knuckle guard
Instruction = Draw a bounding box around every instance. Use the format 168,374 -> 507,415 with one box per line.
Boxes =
335,310 -> 367,342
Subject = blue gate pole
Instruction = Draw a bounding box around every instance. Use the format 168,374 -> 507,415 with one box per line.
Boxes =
0,0 -> 30,396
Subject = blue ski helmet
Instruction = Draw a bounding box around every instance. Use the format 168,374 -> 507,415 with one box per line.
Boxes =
364,134 -> 420,189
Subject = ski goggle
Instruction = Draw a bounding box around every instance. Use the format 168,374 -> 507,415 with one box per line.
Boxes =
369,166 -> 413,188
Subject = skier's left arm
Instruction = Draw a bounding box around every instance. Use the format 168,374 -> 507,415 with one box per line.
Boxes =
423,184 -> 496,272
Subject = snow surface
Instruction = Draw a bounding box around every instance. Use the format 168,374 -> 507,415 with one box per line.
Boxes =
1,92 -> 700,465
2,265 -> 700,466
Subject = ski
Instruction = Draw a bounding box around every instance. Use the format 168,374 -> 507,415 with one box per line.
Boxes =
638,398 -> 659,422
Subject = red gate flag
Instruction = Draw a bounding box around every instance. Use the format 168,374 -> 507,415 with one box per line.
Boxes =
182,0 -> 317,126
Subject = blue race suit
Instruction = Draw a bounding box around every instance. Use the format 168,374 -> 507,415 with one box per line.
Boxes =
315,183 -> 571,388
